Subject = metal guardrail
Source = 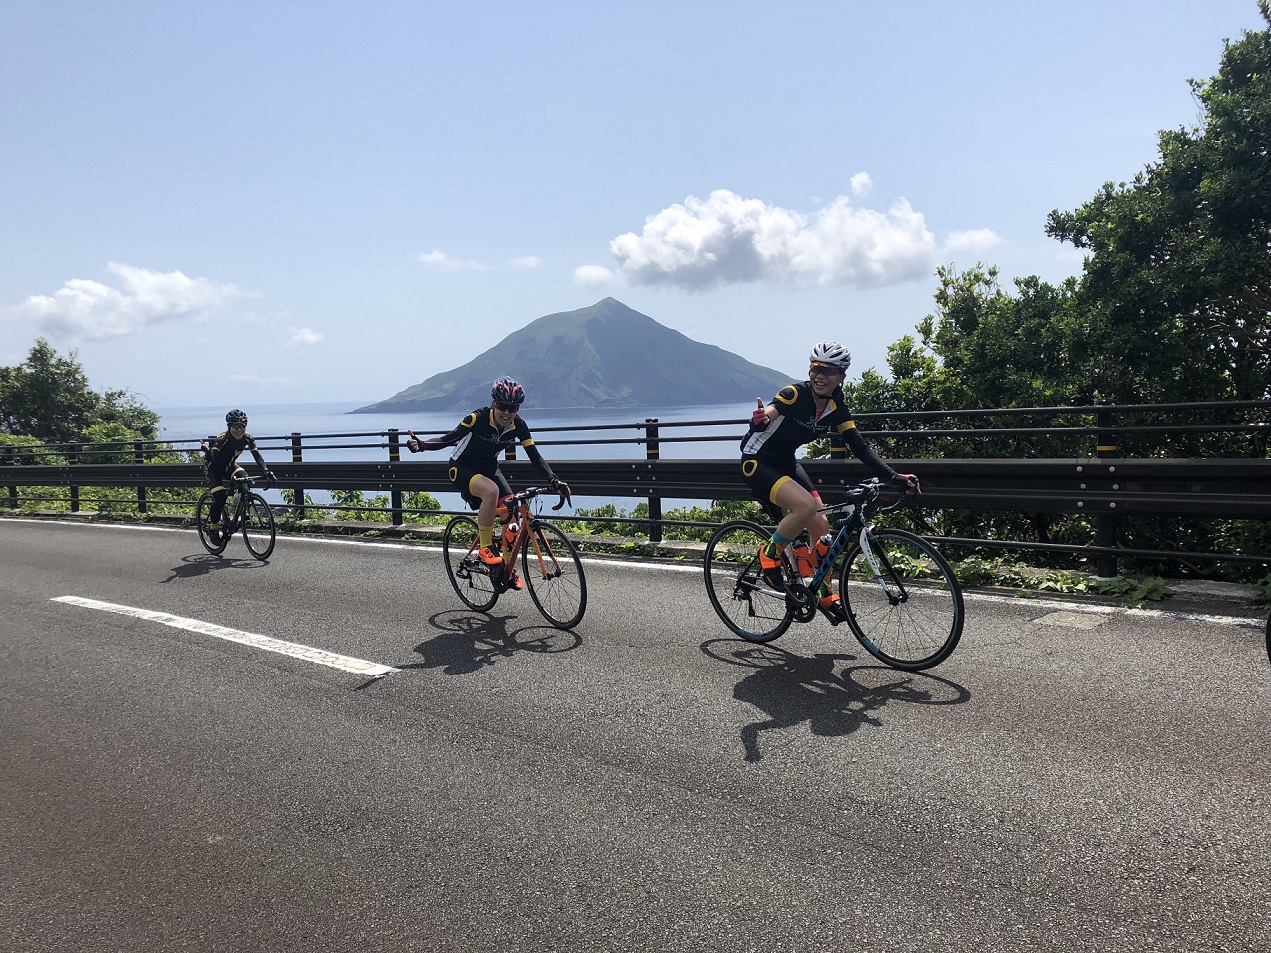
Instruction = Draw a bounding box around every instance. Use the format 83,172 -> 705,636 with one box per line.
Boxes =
4,399 -> 1269,576
7,457 -> 1269,515
5,456 -> 1271,573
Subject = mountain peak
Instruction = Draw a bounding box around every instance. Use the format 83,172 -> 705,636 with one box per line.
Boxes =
352,299 -> 791,414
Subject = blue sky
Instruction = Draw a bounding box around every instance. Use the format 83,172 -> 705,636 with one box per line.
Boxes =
1,0 -> 1265,408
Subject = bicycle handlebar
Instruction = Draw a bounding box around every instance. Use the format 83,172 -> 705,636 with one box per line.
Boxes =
511,485 -> 572,512
819,478 -> 911,518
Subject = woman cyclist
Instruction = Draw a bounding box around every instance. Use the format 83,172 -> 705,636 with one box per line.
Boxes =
407,377 -> 569,589
742,341 -> 919,617
201,409 -> 277,543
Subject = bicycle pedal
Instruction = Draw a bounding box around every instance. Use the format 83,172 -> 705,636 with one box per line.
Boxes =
818,603 -> 847,626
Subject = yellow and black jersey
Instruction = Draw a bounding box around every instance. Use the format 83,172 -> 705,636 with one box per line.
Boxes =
741,382 -> 856,460
740,381 -> 898,484
413,407 -> 557,482
204,430 -> 266,481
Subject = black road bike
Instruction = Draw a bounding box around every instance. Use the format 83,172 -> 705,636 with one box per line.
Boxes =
195,474 -> 276,560
704,479 -> 964,671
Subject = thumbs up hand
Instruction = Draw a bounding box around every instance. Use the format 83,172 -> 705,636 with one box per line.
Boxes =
751,398 -> 768,428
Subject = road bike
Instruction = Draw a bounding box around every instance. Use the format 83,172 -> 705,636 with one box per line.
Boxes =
441,485 -> 587,629
195,473 -> 277,560
703,478 -> 964,670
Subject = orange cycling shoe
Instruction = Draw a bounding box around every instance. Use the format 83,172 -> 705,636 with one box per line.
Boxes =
478,546 -> 504,566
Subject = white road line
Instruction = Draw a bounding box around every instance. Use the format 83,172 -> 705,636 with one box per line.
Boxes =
17,518 -> 1263,628
51,595 -> 399,677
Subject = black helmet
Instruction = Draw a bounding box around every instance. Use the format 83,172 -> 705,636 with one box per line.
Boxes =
225,409 -> 248,426
491,377 -> 525,406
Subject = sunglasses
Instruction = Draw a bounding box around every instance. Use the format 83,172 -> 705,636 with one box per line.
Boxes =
808,363 -> 842,377
493,402 -> 520,413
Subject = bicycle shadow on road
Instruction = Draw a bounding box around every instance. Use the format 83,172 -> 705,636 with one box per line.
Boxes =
396,608 -> 581,677
159,553 -> 267,583
702,639 -> 971,762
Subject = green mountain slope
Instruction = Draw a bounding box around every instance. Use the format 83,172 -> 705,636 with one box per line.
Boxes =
352,298 -> 794,413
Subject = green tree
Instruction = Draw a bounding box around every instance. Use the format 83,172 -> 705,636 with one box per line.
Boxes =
1045,1 -> 1271,403
0,338 -> 159,444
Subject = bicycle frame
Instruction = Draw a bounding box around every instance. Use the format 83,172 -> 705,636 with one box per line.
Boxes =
455,485 -> 572,585
504,495 -> 564,581
755,482 -> 908,606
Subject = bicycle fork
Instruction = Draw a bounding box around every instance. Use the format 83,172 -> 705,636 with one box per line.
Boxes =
857,524 -> 906,606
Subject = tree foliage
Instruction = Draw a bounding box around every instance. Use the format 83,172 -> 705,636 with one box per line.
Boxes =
0,339 -> 158,444
1045,0 -> 1271,402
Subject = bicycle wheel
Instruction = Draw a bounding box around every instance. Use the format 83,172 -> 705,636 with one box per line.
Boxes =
703,520 -> 793,643
442,515 -> 499,612
241,492 -> 276,560
839,528 -> 964,671
522,521 -> 587,629
195,491 -> 228,556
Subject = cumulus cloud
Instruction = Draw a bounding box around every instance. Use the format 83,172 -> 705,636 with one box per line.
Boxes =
5,262 -> 248,340
609,188 -> 938,290
416,249 -> 488,271
942,228 -> 1002,255
574,265 -> 616,288
286,327 -> 323,347
850,172 -> 872,196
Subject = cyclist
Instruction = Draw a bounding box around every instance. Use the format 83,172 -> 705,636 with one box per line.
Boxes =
201,409 -> 277,544
741,340 -> 919,616
407,377 -> 569,589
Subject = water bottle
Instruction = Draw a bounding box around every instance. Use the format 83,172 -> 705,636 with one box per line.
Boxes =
503,520 -> 520,554
793,542 -> 815,584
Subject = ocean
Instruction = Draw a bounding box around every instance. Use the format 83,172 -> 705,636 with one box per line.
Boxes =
156,400 -> 750,513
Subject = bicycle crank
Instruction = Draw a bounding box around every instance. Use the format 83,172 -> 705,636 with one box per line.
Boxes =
785,583 -> 817,623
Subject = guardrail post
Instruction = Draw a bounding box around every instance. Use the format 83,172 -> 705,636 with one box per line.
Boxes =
134,441 -> 147,514
291,432 -> 305,519
644,418 -> 663,543
387,429 -> 403,525
68,442 -> 80,512
4,445 -> 16,510
1095,399 -> 1118,578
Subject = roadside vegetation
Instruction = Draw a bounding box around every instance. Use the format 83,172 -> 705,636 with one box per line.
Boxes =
4,6 -> 1269,605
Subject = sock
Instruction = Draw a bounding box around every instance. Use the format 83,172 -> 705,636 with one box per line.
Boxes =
479,523 -> 494,548
764,529 -> 795,557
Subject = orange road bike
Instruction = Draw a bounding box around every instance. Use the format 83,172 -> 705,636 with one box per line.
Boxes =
442,485 -> 587,630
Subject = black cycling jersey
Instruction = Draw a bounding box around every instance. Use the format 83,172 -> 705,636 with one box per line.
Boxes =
741,381 -> 856,460
204,431 -> 267,482
412,407 -> 558,482
740,381 -> 898,504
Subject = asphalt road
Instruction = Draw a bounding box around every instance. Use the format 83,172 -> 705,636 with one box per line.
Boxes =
1,517 -> 1268,953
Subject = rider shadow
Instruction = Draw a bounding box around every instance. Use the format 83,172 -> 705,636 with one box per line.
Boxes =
396,609 -> 581,677
702,639 -> 971,763
160,553 -> 265,583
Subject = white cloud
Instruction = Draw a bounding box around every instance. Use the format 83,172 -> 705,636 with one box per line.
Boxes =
509,256 -> 540,269
850,172 -> 872,196
286,327 -> 323,346
574,265 -> 616,288
942,228 -> 1003,255
5,262 -> 248,340
416,249 -> 487,271
609,188 -> 937,290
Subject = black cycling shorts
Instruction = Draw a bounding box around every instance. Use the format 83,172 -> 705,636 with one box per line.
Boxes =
449,463 -> 512,510
740,456 -> 818,511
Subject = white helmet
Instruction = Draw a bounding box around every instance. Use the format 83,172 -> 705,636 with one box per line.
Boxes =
809,340 -> 851,370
